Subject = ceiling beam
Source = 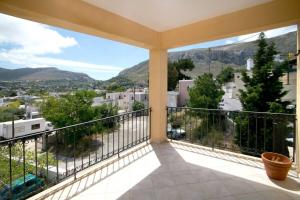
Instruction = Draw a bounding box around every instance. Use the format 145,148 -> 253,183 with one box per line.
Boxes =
161,0 -> 300,49
0,0 -> 160,49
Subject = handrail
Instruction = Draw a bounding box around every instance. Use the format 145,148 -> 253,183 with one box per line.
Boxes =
0,108 -> 151,144
167,106 -> 296,117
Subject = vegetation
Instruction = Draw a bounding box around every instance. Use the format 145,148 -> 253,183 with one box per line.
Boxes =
0,90 -> 17,97
0,101 -> 25,122
103,76 -> 135,91
108,31 -> 296,86
188,73 -> 224,109
0,143 -> 56,186
40,90 -> 118,144
240,33 -> 289,112
132,101 -> 145,111
236,32 -> 290,156
168,58 -> 195,91
184,73 -> 225,146
216,67 -> 234,84
105,83 -> 126,92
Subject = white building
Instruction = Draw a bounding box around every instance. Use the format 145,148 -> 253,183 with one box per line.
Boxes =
0,98 -> 5,107
92,97 -> 113,107
105,89 -> 149,111
168,91 -> 179,107
178,80 -> 194,106
246,58 -> 254,71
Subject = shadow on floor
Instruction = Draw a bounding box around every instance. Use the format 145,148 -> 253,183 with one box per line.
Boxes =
43,142 -> 300,200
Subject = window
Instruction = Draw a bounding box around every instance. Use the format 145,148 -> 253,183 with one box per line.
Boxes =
25,179 -> 35,187
31,124 -> 40,130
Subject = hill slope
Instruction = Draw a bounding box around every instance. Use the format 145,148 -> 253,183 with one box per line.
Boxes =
0,67 -> 94,82
111,31 -> 297,86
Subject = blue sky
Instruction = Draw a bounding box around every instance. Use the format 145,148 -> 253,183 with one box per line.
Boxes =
0,13 -> 297,80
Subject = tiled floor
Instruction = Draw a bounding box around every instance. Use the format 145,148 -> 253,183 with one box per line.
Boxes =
40,142 -> 300,200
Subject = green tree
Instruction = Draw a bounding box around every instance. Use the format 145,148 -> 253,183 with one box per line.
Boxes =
240,32 -> 288,112
188,73 -> 224,109
106,83 -> 126,92
185,73 -> 224,146
0,107 -> 25,122
168,58 -> 195,91
41,90 -> 118,144
236,32 -> 290,156
132,101 -> 145,111
217,67 -> 234,84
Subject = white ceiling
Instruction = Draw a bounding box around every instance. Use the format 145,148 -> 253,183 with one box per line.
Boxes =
83,0 -> 272,31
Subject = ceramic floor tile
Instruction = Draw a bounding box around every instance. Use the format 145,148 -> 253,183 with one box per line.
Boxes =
32,142 -> 300,200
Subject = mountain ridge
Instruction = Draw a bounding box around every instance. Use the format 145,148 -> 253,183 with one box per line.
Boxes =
108,31 -> 297,86
0,67 -> 94,82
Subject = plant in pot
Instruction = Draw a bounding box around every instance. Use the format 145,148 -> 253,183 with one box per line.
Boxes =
261,152 -> 292,181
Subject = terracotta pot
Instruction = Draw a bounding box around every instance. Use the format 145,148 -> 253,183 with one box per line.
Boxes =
261,152 -> 292,181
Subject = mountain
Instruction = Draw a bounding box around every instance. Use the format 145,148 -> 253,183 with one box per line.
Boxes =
0,67 -> 94,82
108,31 -> 297,86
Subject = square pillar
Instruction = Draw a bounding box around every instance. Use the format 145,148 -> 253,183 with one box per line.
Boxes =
149,49 -> 168,143
296,22 -> 300,174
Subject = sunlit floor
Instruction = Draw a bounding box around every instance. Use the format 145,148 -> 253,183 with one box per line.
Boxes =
34,142 -> 300,200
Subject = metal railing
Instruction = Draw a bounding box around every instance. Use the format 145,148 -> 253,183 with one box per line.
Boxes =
167,107 -> 296,161
0,108 -> 151,200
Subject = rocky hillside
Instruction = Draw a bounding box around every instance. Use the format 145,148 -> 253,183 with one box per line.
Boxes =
0,67 -> 94,82
110,31 -> 297,86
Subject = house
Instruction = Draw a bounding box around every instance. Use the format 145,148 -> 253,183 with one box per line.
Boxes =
178,79 -> 194,106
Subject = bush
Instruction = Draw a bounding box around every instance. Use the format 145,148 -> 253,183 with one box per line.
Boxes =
132,101 -> 145,111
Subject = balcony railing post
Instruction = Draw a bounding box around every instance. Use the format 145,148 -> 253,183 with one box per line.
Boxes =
45,132 -> 49,182
9,142 -> 12,199
73,128 -> 76,180
55,131 -> 59,182
12,113 -> 15,138
122,114 -> 125,150
22,139 -> 26,193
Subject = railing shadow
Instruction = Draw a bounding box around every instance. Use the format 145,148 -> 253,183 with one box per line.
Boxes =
34,142 -> 300,200
35,143 -> 153,200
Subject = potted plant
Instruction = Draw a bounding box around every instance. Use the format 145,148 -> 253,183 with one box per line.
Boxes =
261,152 -> 292,180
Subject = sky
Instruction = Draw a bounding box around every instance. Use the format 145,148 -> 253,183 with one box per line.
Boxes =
0,13 -> 297,80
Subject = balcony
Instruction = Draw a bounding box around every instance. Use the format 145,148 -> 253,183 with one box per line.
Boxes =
0,108 -> 299,199
31,142 -> 300,200
0,0 -> 299,199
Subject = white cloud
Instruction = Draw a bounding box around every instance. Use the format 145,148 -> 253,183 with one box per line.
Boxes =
225,39 -> 235,45
0,14 -> 123,78
0,51 -> 123,73
237,25 -> 297,43
0,14 -> 77,55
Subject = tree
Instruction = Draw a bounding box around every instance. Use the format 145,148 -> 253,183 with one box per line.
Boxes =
240,32 -> 288,112
0,101 -> 25,122
217,67 -> 234,84
186,73 -> 224,145
132,101 -> 145,111
41,90 -> 118,144
188,73 -> 224,109
236,32 -> 290,156
168,58 -> 195,91
106,83 -> 126,92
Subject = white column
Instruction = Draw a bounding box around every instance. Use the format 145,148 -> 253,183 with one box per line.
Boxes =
149,49 -> 168,143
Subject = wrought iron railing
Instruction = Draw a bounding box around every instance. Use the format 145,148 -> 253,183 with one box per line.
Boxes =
167,107 -> 296,161
0,108 -> 151,200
